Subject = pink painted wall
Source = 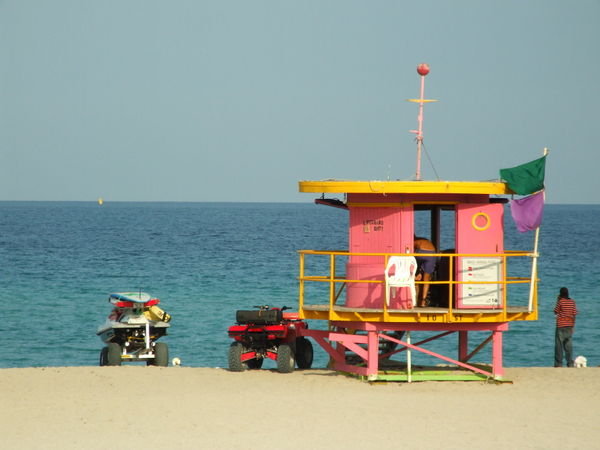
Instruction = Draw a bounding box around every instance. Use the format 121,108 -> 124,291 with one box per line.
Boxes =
455,203 -> 504,308
346,194 -> 414,308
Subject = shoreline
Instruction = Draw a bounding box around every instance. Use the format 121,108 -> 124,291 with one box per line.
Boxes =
1,366 -> 598,449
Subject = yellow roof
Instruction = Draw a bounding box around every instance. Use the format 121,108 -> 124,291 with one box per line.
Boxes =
298,180 -> 513,195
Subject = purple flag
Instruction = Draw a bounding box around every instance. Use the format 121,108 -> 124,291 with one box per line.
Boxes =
510,190 -> 545,232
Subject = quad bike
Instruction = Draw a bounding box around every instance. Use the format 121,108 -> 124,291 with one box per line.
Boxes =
97,292 -> 171,366
227,305 -> 313,373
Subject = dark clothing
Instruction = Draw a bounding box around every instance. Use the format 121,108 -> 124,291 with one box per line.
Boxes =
553,295 -> 577,367
554,326 -> 574,367
414,248 -> 438,274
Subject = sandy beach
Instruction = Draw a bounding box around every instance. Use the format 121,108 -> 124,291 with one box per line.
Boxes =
0,367 -> 598,449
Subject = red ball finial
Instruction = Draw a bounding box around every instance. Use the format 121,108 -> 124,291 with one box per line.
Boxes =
417,63 -> 430,76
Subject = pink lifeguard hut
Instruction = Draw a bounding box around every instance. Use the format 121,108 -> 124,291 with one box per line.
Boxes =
297,64 -> 543,381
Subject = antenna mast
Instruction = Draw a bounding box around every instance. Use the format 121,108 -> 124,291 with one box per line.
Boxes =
408,63 -> 436,180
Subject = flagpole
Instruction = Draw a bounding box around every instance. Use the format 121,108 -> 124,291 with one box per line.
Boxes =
408,63 -> 436,181
415,67 -> 426,180
528,147 -> 548,312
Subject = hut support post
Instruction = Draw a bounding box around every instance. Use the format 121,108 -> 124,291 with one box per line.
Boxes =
458,330 -> 468,361
492,329 -> 504,378
367,330 -> 380,380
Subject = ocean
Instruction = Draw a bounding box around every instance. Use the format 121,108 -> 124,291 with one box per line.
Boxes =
1,201 -> 598,369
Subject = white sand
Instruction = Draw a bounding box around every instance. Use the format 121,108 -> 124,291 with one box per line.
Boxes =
0,366 -> 598,449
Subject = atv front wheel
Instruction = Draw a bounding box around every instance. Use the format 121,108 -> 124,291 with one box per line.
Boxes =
295,337 -> 313,369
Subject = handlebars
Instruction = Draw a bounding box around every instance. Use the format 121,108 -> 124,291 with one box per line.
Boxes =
252,305 -> 290,311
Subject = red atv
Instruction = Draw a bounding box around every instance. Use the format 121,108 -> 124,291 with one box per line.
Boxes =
227,305 -> 313,373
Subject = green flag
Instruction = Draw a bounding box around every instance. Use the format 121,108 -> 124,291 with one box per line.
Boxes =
500,155 -> 546,195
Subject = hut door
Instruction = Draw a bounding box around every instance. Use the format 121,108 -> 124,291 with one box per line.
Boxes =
346,205 -> 412,308
455,203 -> 504,308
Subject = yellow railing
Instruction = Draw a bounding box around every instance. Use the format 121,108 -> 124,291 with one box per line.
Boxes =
298,249 -> 539,322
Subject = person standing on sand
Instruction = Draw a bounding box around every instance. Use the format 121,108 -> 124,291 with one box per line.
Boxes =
553,287 -> 578,368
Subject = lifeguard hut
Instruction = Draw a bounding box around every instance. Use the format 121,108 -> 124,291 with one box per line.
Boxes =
297,64 -> 543,381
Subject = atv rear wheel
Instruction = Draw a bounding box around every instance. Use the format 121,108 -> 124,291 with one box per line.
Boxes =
276,343 -> 295,373
228,342 -> 248,372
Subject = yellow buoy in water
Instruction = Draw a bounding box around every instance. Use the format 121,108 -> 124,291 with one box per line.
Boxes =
98,197 -> 104,206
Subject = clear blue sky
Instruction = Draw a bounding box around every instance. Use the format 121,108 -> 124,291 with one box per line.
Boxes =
1,1 -> 598,203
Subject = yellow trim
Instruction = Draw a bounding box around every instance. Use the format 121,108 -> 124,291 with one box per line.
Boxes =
407,99 -> 438,103
299,180 -> 512,195
411,200 -> 459,205
346,202 -> 410,208
347,200 -> 459,208
472,212 -> 491,231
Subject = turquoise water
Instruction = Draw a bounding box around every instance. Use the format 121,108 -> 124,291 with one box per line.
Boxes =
0,201 -> 598,369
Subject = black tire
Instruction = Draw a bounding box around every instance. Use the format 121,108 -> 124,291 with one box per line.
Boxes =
99,347 -> 108,366
153,342 -> 169,367
295,338 -> 313,369
107,343 -> 122,366
276,343 -> 295,373
228,342 -> 248,372
246,357 -> 263,370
